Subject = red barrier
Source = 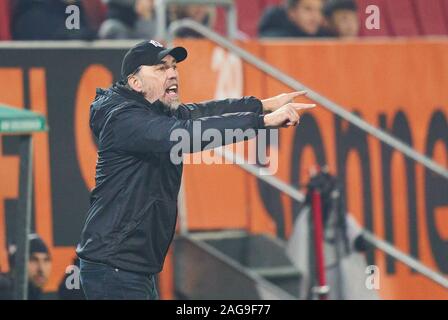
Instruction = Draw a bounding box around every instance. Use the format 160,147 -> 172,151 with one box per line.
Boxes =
311,190 -> 328,300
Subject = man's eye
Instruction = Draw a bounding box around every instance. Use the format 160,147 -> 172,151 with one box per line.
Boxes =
158,64 -> 176,71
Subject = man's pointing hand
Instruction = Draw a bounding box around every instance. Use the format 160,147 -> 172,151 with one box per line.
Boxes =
261,91 -> 308,113
263,103 -> 316,128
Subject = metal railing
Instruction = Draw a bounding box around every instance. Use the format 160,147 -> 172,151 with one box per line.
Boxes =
362,230 -> 448,289
168,19 -> 448,180
168,20 -> 448,290
216,149 -> 448,290
155,0 -> 238,40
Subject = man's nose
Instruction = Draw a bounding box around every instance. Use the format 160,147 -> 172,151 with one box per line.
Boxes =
166,67 -> 177,79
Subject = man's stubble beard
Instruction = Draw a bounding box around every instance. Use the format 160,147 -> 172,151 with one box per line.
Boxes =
163,99 -> 181,111
142,86 -> 181,111
146,90 -> 181,111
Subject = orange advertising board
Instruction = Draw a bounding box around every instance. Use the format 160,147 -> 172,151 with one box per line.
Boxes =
0,39 -> 446,299
177,39 -> 448,299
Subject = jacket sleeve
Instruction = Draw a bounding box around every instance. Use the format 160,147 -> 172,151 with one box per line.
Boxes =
173,96 -> 263,120
111,105 -> 266,154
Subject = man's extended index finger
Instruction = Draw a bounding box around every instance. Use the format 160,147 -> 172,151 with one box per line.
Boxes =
287,91 -> 308,98
293,103 -> 317,110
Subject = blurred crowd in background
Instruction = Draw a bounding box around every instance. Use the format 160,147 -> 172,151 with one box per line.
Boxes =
0,0 -> 370,41
2,0 -> 447,42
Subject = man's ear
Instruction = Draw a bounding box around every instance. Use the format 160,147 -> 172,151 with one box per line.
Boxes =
128,76 -> 142,93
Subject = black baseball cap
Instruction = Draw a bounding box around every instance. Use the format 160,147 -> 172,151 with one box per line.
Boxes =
121,40 -> 188,79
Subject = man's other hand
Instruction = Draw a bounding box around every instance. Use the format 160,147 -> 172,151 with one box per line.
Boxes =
263,103 -> 316,128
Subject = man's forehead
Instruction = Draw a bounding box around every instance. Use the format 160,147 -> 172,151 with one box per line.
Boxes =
30,252 -> 50,259
160,55 -> 177,64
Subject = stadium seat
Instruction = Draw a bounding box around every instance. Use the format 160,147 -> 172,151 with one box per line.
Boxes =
236,0 -> 263,37
0,0 -> 12,40
442,0 -> 448,23
413,0 -> 448,35
355,0 -> 392,36
214,7 -> 227,36
228,0 -> 284,38
81,0 -> 107,32
215,0 -> 263,38
385,0 -> 420,36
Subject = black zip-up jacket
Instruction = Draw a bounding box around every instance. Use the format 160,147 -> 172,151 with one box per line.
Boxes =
76,83 -> 265,275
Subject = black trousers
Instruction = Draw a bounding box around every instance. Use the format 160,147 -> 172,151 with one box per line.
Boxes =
79,258 -> 158,300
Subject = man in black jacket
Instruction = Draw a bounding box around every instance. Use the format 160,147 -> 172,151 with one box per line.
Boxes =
76,40 -> 315,300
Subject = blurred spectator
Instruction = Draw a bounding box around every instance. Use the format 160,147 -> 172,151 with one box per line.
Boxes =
0,234 -> 52,300
258,0 -> 330,38
57,256 -> 85,300
99,0 -> 157,39
324,0 -> 360,38
169,4 -> 216,38
25,234 -> 52,299
12,0 -> 96,40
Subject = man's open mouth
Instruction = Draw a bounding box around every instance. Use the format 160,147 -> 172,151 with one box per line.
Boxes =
165,84 -> 178,96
